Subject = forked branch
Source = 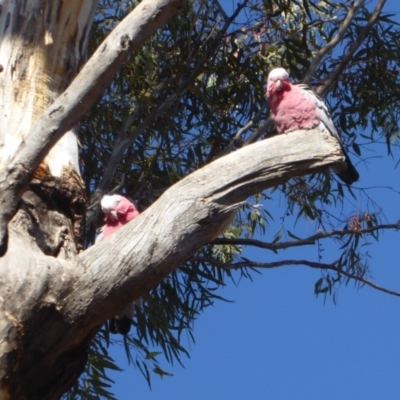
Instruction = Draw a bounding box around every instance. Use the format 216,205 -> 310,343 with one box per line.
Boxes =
195,257 -> 400,297
303,0 -> 366,84
0,0 -> 187,255
212,222 -> 400,252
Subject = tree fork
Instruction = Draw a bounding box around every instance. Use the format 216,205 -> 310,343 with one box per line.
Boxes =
0,0 -> 187,256
0,129 -> 344,399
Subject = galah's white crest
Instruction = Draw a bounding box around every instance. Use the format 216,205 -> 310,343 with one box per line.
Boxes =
266,67 -> 359,185
97,194 -> 141,335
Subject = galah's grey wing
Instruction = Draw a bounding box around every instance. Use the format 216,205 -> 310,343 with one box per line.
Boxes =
296,84 -> 359,184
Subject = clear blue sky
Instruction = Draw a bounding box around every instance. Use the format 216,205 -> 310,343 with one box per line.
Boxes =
109,1 -> 400,399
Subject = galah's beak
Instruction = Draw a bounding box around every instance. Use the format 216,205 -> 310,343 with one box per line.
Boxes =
276,79 -> 282,91
102,208 -> 118,220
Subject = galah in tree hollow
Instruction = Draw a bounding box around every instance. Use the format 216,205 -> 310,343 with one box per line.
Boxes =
266,67 -> 359,185
97,194 -> 141,335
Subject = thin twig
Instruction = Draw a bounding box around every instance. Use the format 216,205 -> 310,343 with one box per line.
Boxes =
212,222 -> 400,251
243,117 -> 276,145
193,257 -> 400,297
210,0 -> 229,22
318,0 -> 386,96
303,0 -> 366,84
216,101 -> 269,158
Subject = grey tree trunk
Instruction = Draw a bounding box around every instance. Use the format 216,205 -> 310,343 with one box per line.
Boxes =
0,2 -> 97,398
0,1 -> 344,399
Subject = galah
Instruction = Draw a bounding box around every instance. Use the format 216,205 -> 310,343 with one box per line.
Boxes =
266,67 -> 359,185
97,194 -> 141,335
100,194 -> 140,238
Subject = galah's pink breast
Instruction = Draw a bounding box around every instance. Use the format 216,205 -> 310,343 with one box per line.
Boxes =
103,218 -> 124,239
271,86 -> 319,133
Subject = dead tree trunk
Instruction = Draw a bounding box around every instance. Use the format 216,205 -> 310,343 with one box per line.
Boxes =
0,2 -> 96,398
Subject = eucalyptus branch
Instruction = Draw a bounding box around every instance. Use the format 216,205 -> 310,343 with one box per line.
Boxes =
79,130 -> 344,326
303,0 -> 366,84
210,0 -> 229,22
212,222 -> 400,252
318,0 -> 386,96
216,101 -> 269,159
88,0 -> 250,223
244,117 -> 276,146
0,0 -> 187,255
195,257 -> 400,297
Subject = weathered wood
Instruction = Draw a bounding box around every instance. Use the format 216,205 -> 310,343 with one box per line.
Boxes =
0,1 -> 188,398
0,1 -> 97,176
0,0 -> 187,255
77,130 -> 343,325
0,0 -> 98,256
0,129 -> 343,399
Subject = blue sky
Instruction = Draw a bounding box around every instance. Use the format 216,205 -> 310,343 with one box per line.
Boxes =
108,1 -> 400,399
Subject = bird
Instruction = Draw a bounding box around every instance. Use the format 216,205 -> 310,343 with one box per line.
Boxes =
266,67 -> 359,185
97,194 -> 141,335
100,194 -> 140,239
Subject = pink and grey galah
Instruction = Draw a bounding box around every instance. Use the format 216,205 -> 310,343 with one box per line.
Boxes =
266,67 -> 359,185
97,194 -> 141,335
100,194 -> 140,238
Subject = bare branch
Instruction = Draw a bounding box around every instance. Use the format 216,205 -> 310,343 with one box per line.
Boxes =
200,257 -> 400,297
244,117 -> 276,146
212,222 -> 400,251
0,0 -> 187,254
74,130 -> 344,327
218,116 -> 276,160
318,0 -> 386,96
216,101 -> 269,159
210,0 -> 229,22
303,0 -> 366,84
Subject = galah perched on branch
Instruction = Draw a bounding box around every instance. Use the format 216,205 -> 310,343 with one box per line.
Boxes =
97,194 -> 141,335
266,67 -> 359,185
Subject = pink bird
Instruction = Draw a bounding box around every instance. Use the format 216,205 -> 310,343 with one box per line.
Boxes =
100,194 -> 139,239
97,194 -> 141,335
266,67 -> 359,185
